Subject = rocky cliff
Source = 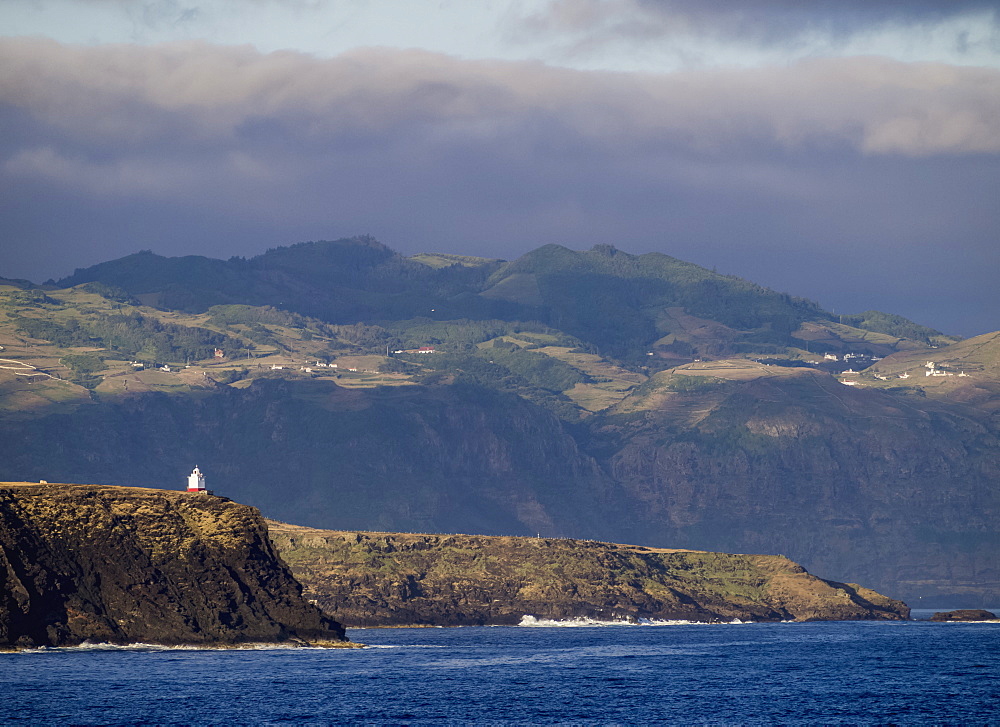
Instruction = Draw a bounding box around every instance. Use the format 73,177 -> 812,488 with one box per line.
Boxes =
0,380 -> 618,539
589,369 -> 1000,607
267,522 -> 909,626
0,483 -> 347,649
2,376 -> 995,606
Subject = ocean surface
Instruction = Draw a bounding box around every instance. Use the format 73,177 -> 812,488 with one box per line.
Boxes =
3,616 -> 999,725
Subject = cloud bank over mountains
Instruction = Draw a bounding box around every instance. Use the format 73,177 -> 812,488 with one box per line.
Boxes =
1,1 -> 998,336
4,39 -> 998,157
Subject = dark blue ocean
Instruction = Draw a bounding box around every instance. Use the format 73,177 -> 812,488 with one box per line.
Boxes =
4,616 -> 999,725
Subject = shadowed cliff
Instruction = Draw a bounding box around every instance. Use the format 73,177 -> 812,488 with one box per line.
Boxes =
0,483 -> 347,649
268,523 -> 909,627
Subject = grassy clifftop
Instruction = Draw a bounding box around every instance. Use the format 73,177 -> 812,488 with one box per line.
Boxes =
267,523 -> 908,627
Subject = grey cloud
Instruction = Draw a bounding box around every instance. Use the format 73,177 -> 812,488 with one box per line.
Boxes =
2,39 -> 998,159
509,0 -> 1000,54
0,39 -> 998,336
637,0 -> 1000,30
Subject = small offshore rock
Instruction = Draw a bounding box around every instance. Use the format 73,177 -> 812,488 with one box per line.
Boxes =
929,609 -> 998,622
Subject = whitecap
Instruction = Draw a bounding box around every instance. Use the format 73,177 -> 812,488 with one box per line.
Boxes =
15,641 -> 351,654
516,615 -> 752,627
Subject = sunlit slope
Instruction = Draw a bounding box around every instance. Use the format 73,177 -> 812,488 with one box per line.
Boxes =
586,366 -> 1000,605
870,330 -> 1000,394
267,523 -> 908,626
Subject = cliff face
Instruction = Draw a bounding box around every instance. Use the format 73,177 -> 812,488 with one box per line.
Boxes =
0,380 -> 619,539
591,372 -> 1000,606
0,483 -> 346,649
2,376 -> 996,606
267,523 -> 909,627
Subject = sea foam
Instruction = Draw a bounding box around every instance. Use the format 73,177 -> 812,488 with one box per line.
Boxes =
516,615 -> 750,627
17,641 -> 335,654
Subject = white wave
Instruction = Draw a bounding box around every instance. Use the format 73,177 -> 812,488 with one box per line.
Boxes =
16,641 -> 350,654
516,615 -> 751,627
358,643 -> 447,649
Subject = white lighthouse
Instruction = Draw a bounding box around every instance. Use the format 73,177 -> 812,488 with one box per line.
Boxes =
187,466 -> 207,493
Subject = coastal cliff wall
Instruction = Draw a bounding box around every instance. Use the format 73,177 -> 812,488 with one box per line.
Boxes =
268,523 -> 909,626
0,483 -> 346,649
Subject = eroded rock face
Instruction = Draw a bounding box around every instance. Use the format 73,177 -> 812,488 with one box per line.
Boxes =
2,377 -> 996,607
0,483 -> 346,649
267,523 -> 909,627
594,372 -> 1000,608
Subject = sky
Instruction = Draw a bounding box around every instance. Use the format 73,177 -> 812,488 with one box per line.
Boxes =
1,1 -> 998,336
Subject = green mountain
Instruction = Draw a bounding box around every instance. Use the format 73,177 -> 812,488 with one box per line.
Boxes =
3,238 -> 995,607
480,243 -> 827,358
56,238 -> 953,362
54,238 -> 518,325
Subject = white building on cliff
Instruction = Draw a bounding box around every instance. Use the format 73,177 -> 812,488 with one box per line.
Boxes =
187,466 -> 207,493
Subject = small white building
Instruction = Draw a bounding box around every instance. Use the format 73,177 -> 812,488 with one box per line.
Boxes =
187,466 -> 207,493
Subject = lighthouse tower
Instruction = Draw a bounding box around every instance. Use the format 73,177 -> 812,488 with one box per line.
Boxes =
187,466 -> 207,493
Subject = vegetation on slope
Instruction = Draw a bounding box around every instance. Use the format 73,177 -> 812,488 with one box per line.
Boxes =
481,244 -> 827,358
3,237 -> 997,609
267,524 -> 909,626
54,237 -> 947,363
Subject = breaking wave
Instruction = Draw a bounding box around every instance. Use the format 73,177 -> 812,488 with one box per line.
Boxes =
16,641 -> 345,654
516,615 -> 751,627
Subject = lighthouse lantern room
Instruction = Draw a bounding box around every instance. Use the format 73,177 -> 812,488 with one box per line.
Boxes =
187,466 -> 207,493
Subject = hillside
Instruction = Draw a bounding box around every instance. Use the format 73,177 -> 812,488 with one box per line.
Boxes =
0,483 -> 347,649
586,365 -> 1000,606
1,238 -> 997,607
53,238 -> 956,364
266,523 -> 909,626
53,238 -> 516,325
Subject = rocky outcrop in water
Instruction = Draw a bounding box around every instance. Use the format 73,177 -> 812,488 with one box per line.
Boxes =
929,609 -> 997,622
268,523 -> 909,627
0,483 -> 347,649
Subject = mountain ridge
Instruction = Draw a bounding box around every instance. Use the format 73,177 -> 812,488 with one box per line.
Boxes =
47,238 -> 956,360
